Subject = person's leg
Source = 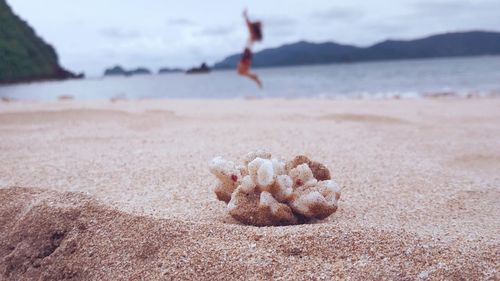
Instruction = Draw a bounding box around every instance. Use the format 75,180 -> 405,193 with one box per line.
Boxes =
238,65 -> 262,88
247,72 -> 263,88
237,55 -> 262,88
238,62 -> 248,76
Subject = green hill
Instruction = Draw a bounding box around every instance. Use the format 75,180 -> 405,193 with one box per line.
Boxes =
0,0 -> 76,83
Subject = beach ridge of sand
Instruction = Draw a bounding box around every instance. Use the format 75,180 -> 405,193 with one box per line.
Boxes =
0,186 -> 497,280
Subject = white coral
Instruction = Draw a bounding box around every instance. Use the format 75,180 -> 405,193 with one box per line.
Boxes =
259,191 -> 280,214
257,159 -> 274,187
239,175 -> 256,193
209,156 -> 242,203
290,191 -> 327,216
209,151 -> 341,226
271,175 -> 293,202
244,150 -> 272,165
289,163 -> 317,187
290,179 -> 341,219
248,157 -> 275,188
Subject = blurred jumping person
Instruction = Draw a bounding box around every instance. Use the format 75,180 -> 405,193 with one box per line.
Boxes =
238,9 -> 263,88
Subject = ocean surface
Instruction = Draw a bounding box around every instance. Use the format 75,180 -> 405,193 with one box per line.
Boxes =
1,56 -> 500,101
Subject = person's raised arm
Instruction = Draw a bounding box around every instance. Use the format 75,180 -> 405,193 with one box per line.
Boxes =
243,8 -> 250,24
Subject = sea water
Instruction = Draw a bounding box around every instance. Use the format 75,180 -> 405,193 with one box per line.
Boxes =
1,56 -> 499,101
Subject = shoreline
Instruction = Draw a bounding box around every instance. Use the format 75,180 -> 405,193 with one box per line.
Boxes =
2,91 -> 500,102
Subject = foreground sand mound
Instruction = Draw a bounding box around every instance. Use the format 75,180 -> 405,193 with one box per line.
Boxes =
0,187 -> 497,280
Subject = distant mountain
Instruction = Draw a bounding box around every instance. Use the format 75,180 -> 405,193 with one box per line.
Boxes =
103,66 -> 152,76
357,31 -> 500,61
215,41 -> 360,69
0,0 -> 78,84
213,31 -> 500,69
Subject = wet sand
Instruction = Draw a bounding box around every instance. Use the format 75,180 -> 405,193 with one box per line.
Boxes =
0,98 -> 499,280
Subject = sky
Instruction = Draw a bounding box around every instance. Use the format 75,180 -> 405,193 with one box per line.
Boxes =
7,0 -> 500,76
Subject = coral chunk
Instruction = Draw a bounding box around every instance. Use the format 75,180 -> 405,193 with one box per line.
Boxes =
209,152 -> 341,226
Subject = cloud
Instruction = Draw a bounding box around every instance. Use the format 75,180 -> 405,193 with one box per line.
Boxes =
412,0 -> 473,15
168,18 -> 197,26
398,0 -> 500,34
410,0 -> 500,19
100,28 -> 141,39
365,22 -> 408,34
311,7 -> 363,20
196,25 -> 235,36
261,16 -> 297,27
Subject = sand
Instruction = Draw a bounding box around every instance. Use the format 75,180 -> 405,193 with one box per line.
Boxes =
0,98 -> 499,280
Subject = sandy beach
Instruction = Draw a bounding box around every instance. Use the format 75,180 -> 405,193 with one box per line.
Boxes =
0,98 -> 499,280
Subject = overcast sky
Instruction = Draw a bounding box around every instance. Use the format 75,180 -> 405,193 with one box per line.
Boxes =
7,0 -> 500,76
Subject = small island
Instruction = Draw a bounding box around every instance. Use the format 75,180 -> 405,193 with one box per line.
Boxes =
103,66 -> 152,77
186,63 -> 211,74
158,67 -> 183,74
